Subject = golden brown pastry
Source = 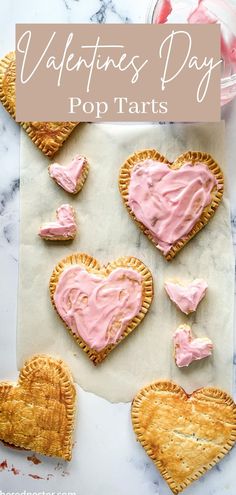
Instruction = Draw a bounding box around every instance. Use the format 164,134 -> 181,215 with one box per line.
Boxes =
0,355 -> 76,460
0,51 -> 78,157
49,253 -> 153,365
119,149 -> 224,260
131,380 -> 236,494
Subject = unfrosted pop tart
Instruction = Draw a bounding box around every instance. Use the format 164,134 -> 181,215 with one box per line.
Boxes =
0,355 -> 76,460
0,52 -> 78,157
131,380 -> 236,494
119,149 -> 224,260
48,155 -> 89,194
165,279 -> 208,314
173,324 -> 213,367
39,204 -> 77,241
49,253 -> 153,364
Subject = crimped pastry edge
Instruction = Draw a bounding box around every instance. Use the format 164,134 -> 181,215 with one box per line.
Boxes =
49,253 -> 153,365
0,51 -> 78,157
21,121 -> 78,158
0,51 -> 16,117
131,380 -> 236,494
48,158 -> 89,195
0,354 -> 76,461
119,149 -> 224,261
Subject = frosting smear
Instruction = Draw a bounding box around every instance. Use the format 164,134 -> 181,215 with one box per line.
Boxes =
54,265 -> 143,351
165,278 -> 208,314
174,325 -> 213,367
39,204 -> 76,240
49,155 -> 88,194
128,160 -> 218,255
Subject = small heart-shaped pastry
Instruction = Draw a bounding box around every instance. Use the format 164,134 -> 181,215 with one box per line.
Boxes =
49,155 -> 89,194
165,279 -> 208,314
0,52 -> 78,157
131,381 -> 236,494
173,324 -> 213,367
119,149 -> 224,260
49,253 -> 153,364
38,204 -> 77,240
0,355 -> 76,460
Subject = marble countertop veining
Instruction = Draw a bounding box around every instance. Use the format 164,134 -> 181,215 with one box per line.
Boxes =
0,1 -> 236,494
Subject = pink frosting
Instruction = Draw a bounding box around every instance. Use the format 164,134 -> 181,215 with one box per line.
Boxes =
39,204 -> 76,239
128,160 -> 218,255
154,0 -> 236,72
54,265 -> 143,351
188,0 -> 236,65
165,279 -> 208,314
49,155 -> 87,193
174,325 -> 213,367
154,0 -> 172,23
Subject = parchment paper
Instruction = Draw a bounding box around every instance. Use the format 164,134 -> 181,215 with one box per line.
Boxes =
17,122 -> 234,402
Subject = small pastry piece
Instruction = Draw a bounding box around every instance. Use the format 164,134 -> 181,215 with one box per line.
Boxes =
49,253 -> 153,365
0,355 -> 76,460
0,52 -> 78,157
131,380 -> 236,494
164,279 -> 208,314
48,155 -> 89,194
38,204 -> 77,241
173,324 -> 213,367
119,149 -> 224,260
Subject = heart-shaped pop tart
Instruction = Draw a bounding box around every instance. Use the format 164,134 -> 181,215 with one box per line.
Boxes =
131,381 -> 236,494
48,155 -> 89,194
49,253 -> 153,364
173,324 -> 213,367
0,52 -> 78,157
119,150 -> 224,260
0,355 -> 76,460
38,204 -> 77,241
165,279 -> 208,314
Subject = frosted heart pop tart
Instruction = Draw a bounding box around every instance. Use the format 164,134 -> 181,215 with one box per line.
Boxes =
119,149 -> 224,260
49,253 -> 153,365
48,155 -> 89,194
39,204 -> 77,241
165,279 -> 208,314
173,324 -> 213,367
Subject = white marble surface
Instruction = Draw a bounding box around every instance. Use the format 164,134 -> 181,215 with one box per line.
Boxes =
0,1 -> 236,494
